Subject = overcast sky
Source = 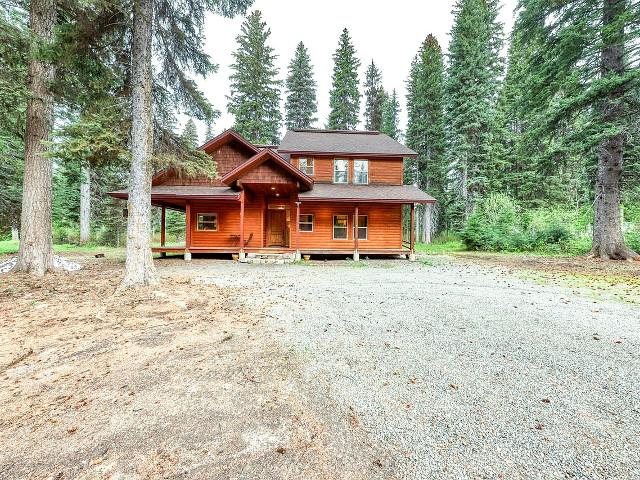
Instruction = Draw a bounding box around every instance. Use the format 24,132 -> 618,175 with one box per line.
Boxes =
191,0 -> 519,143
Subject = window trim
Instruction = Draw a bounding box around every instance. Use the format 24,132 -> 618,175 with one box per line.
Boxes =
333,214 -> 349,240
354,215 -> 368,240
299,214 -> 313,232
353,159 -> 369,185
333,158 -> 349,184
196,212 -> 218,231
298,157 -> 314,176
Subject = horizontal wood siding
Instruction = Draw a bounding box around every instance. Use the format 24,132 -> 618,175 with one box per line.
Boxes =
292,202 -> 402,250
291,155 -> 403,185
190,199 -> 262,248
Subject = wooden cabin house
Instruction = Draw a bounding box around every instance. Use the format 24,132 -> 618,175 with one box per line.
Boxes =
109,129 -> 435,261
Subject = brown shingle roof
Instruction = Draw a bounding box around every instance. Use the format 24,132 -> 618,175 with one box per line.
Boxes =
278,130 -> 418,157
108,185 -> 239,199
298,184 -> 435,203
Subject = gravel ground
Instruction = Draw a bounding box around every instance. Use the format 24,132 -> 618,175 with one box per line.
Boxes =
168,256 -> 640,480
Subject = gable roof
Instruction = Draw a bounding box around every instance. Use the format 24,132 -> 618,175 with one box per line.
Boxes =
278,129 -> 418,157
198,129 -> 260,155
221,148 -> 314,190
298,184 -> 435,203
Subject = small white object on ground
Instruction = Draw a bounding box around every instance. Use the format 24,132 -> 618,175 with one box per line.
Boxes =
0,255 -> 82,274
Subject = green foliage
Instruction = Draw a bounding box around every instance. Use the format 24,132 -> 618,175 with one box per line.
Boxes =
284,42 -> 317,130
327,29 -> 361,130
459,194 -> 584,252
445,0 -> 505,222
380,89 -> 401,140
363,60 -> 384,131
227,10 -> 282,144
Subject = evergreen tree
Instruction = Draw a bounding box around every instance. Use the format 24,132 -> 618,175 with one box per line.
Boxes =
406,35 -> 448,230
445,0 -> 505,223
380,88 -> 401,141
205,122 -> 214,142
513,0 -> 640,259
227,10 -> 282,144
327,28 -> 361,130
182,119 -> 199,148
284,41 -> 317,130
363,60 -> 384,131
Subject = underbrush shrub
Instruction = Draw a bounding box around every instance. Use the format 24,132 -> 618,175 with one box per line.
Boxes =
53,224 -> 79,244
460,194 -> 578,253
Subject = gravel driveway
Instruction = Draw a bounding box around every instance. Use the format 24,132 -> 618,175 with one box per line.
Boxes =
167,256 -> 640,479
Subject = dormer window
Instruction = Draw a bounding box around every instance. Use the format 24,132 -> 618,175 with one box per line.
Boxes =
298,158 -> 314,175
354,160 -> 369,184
334,159 -> 348,183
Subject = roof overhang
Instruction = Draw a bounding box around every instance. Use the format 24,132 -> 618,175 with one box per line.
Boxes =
198,129 -> 260,155
221,149 -> 314,190
276,150 -> 419,158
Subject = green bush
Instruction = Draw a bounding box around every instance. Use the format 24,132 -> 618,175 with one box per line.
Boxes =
460,194 -> 578,253
53,224 -> 79,244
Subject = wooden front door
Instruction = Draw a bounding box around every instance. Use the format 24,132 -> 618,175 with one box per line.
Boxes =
268,210 -> 287,247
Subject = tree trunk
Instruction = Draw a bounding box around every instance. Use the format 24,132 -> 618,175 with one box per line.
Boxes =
120,0 -> 160,288
11,222 -> 19,242
16,0 -> 57,275
589,0 -> 638,260
423,203 -> 432,244
79,166 -> 91,245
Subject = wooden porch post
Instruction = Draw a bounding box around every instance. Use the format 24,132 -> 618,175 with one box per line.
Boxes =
160,206 -> 166,247
185,200 -> 192,261
239,190 -> 245,260
353,204 -> 359,261
295,200 -> 301,259
410,203 -> 416,260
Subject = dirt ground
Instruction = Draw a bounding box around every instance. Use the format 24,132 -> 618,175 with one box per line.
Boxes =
0,254 -> 389,480
1,251 -> 638,479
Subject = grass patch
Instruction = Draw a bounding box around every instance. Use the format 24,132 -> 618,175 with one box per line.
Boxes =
0,240 -> 125,257
414,239 -> 467,255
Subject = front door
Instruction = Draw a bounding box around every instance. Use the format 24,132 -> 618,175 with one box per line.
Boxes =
268,210 -> 287,247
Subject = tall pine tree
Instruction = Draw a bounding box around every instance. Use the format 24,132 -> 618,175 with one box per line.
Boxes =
445,0 -> 504,223
380,89 -> 401,141
284,41 -> 317,130
406,35 -> 448,232
227,10 -> 282,144
363,60 -> 384,131
327,28 -> 361,130
513,0 -> 640,260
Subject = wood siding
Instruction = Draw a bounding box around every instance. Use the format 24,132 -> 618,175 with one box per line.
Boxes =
291,155 -> 404,185
291,202 -> 403,250
186,198 -> 403,251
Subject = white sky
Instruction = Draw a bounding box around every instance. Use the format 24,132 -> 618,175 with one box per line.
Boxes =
190,0 -> 519,143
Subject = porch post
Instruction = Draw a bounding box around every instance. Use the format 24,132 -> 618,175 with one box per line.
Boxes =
353,203 -> 359,261
185,200 -> 192,261
239,190 -> 246,261
409,203 -> 416,261
295,201 -> 301,261
160,205 -> 167,258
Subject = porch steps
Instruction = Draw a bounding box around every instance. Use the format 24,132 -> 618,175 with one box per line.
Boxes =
243,252 -> 296,265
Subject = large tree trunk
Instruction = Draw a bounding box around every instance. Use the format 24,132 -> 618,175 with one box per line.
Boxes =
16,0 -> 57,275
79,166 -> 91,245
589,0 -> 638,261
120,0 -> 160,288
423,203 -> 432,244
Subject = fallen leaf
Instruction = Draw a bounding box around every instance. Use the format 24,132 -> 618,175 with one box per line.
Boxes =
450,383 -> 458,390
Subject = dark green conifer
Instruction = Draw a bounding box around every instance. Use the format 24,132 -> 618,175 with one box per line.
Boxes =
227,10 -> 282,144
363,60 -> 384,131
285,42 -> 317,130
327,28 -> 361,130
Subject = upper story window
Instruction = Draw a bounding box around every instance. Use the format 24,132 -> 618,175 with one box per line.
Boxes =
353,160 -> 369,184
298,158 -> 314,175
334,159 -> 348,183
197,213 -> 218,231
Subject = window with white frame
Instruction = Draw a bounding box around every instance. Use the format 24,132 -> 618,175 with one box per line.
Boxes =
354,215 -> 368,240
299,214 -> 313,232
197,213 -> 218,231
298,158 -> 314,175
333,159 -> 348,183
353,160 -> 369,184
333,215 -> 348,239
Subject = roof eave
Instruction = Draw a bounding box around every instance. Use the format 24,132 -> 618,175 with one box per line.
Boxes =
277,150 -> 419,158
